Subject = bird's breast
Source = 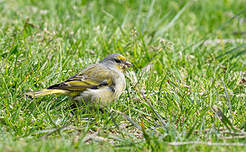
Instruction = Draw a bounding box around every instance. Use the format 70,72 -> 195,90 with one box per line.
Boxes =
113,72 -> 126,99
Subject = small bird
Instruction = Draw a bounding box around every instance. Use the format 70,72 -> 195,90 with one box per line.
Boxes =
26,54 -> 131,105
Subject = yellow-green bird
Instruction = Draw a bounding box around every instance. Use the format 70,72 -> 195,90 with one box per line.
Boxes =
26,54 -> 131,105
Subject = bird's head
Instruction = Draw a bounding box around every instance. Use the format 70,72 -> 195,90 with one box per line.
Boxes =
100,53 -> 132,72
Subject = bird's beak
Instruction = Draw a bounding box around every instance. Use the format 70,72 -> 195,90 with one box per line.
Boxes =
125,61 -> 132,67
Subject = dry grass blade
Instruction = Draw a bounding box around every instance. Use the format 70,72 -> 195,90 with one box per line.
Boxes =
142,63 -> 153,73
40,124 -> 71,139
222,80 -> 233,121
82,131 -> 108,143
204,39 -> 245,46
219,135 -> 246,140
168,141 -> 246,146
142,93 -> 166,128
211,106 -> 238,132
112,110 -> 141,130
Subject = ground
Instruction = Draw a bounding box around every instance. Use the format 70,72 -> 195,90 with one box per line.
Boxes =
0,0 -> 246,151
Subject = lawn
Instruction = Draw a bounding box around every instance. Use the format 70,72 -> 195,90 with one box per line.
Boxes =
0,0 -> 246,151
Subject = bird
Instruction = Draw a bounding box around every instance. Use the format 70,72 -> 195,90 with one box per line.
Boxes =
25,53 -> 131,105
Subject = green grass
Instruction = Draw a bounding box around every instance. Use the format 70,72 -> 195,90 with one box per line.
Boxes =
0,0 -> 246,151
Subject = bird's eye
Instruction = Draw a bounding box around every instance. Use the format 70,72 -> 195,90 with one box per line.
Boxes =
114,59 -> 121,63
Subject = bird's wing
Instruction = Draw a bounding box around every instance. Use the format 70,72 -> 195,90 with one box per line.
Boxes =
47,64 -> 116,92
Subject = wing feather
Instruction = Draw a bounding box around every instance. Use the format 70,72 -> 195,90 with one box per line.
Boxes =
48,64 -> 115,92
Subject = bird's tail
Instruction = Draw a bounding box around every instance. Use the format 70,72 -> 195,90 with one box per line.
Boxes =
25,89 -> 70,98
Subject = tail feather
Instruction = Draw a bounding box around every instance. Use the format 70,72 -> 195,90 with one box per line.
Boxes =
25,89 -> 70,98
